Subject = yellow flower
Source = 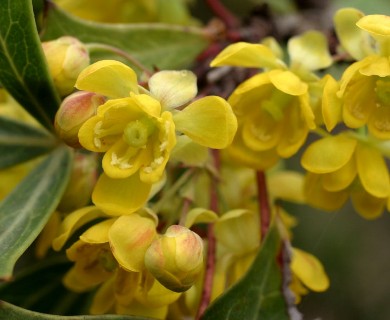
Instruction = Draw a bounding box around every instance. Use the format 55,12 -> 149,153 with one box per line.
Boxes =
301,134 -> 390,218
212,209 -> 329,302
333,10 -> 390,139
210,32 -> 331,169
42,36 -> 90,97
75,60 -> 236,214
52,205 -> 183,318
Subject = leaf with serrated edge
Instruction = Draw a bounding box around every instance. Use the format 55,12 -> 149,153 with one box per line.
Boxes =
202,224 -> 289,320
41,2 -> 209,73
0,116 -> 57,169
0,146 -> 73,280
0,0 -> 60,131
0,301 -> 153,320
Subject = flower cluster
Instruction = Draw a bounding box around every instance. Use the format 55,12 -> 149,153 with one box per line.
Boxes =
15,5 -> 390,320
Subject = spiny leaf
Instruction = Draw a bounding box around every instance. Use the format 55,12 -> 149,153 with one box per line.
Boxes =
0,0 -> 61,131
0,116 -> 57,169
41,2 -> 209,73
0,301 -> 153,320
0,146 -> 73,280
202,224 -> 289,320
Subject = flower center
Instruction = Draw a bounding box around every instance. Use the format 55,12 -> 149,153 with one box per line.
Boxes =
99,248 -> 117,272
261,89 -> 292,121
375,77 -> 390,106
123,117 -> 155,148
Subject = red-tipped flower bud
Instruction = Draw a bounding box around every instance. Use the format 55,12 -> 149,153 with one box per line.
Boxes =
55,91 -> 105,148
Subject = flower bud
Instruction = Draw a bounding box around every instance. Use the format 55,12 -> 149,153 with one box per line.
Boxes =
55,91 -> 105,147
145,225 -> 204,292
42,36 -> 90,96
58,152 -> 97,212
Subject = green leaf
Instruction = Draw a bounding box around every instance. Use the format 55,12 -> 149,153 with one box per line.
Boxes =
41,2 -> 209,72
0,257 -> 86,315
0,116 -> 57,169
0,301 -> 153,320
0,0 -> 60,131
0,146 -> 73,280
202,224 -> 289,320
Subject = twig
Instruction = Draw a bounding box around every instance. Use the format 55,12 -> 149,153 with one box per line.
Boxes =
205,0 -> 239,29
85,43 -> 153,77
256,170 -> 271,241
196,149 -> 220,319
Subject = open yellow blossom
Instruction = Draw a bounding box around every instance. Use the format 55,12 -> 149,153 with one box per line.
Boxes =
75,61 -> 237,211
211,32 -> 331,169
301,134 -> 390,218
333,10 -> 390,139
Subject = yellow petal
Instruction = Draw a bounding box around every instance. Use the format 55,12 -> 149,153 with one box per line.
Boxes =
92,173 -> 152,216
80,218 -> 116,244
139,112 -> 176,184
298,93 -> 316,130
64,241 -> 114,292
149,70 -> 197,110
242,109 -> 282,151
52,206 -> 106,251
288,31 -> 332,71
226,128 -> 280,170
184,208 -> 219,228
322,75 -> 342,132
261,36 -> 284,59
173,96 -> 237,149
334,8 -> 374,60
210,42 -> 285,69
301,135 -> 357,174
131,93 -> 162,118
356,143 -> 390,198
214,209 -> 259,254
342,71 -> 377,128
102,139 -> 145,179
109,214 -> 157,272
359,56 -> 390,77
137,273 -> 181,307
268,70 -> 308,96
90,277 -> 115,315
291,248 -> 329,292
75,60 -> 139,98
351,187 -> 386,219
322,156 -> 356,192
357,15 -> 390,37
304,173 -> 349,211
228,73 -> 272,116
277,104 -> 309,158
35,211 -> 61,258
268,171 -> 305,203
369,106 -> 390,139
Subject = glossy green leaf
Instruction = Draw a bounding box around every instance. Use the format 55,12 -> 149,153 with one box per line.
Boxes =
41,3 -> 209,72
0,146 -> 73,280
0,116 -> 57,169
0,0 -> 61,131
0,301 -> 153,320
202,224 -> 288,320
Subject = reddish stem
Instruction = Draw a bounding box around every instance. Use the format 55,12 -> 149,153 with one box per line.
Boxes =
205,0 -> 239,29
256,170 -> 271,241
196,149 -> 220,319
